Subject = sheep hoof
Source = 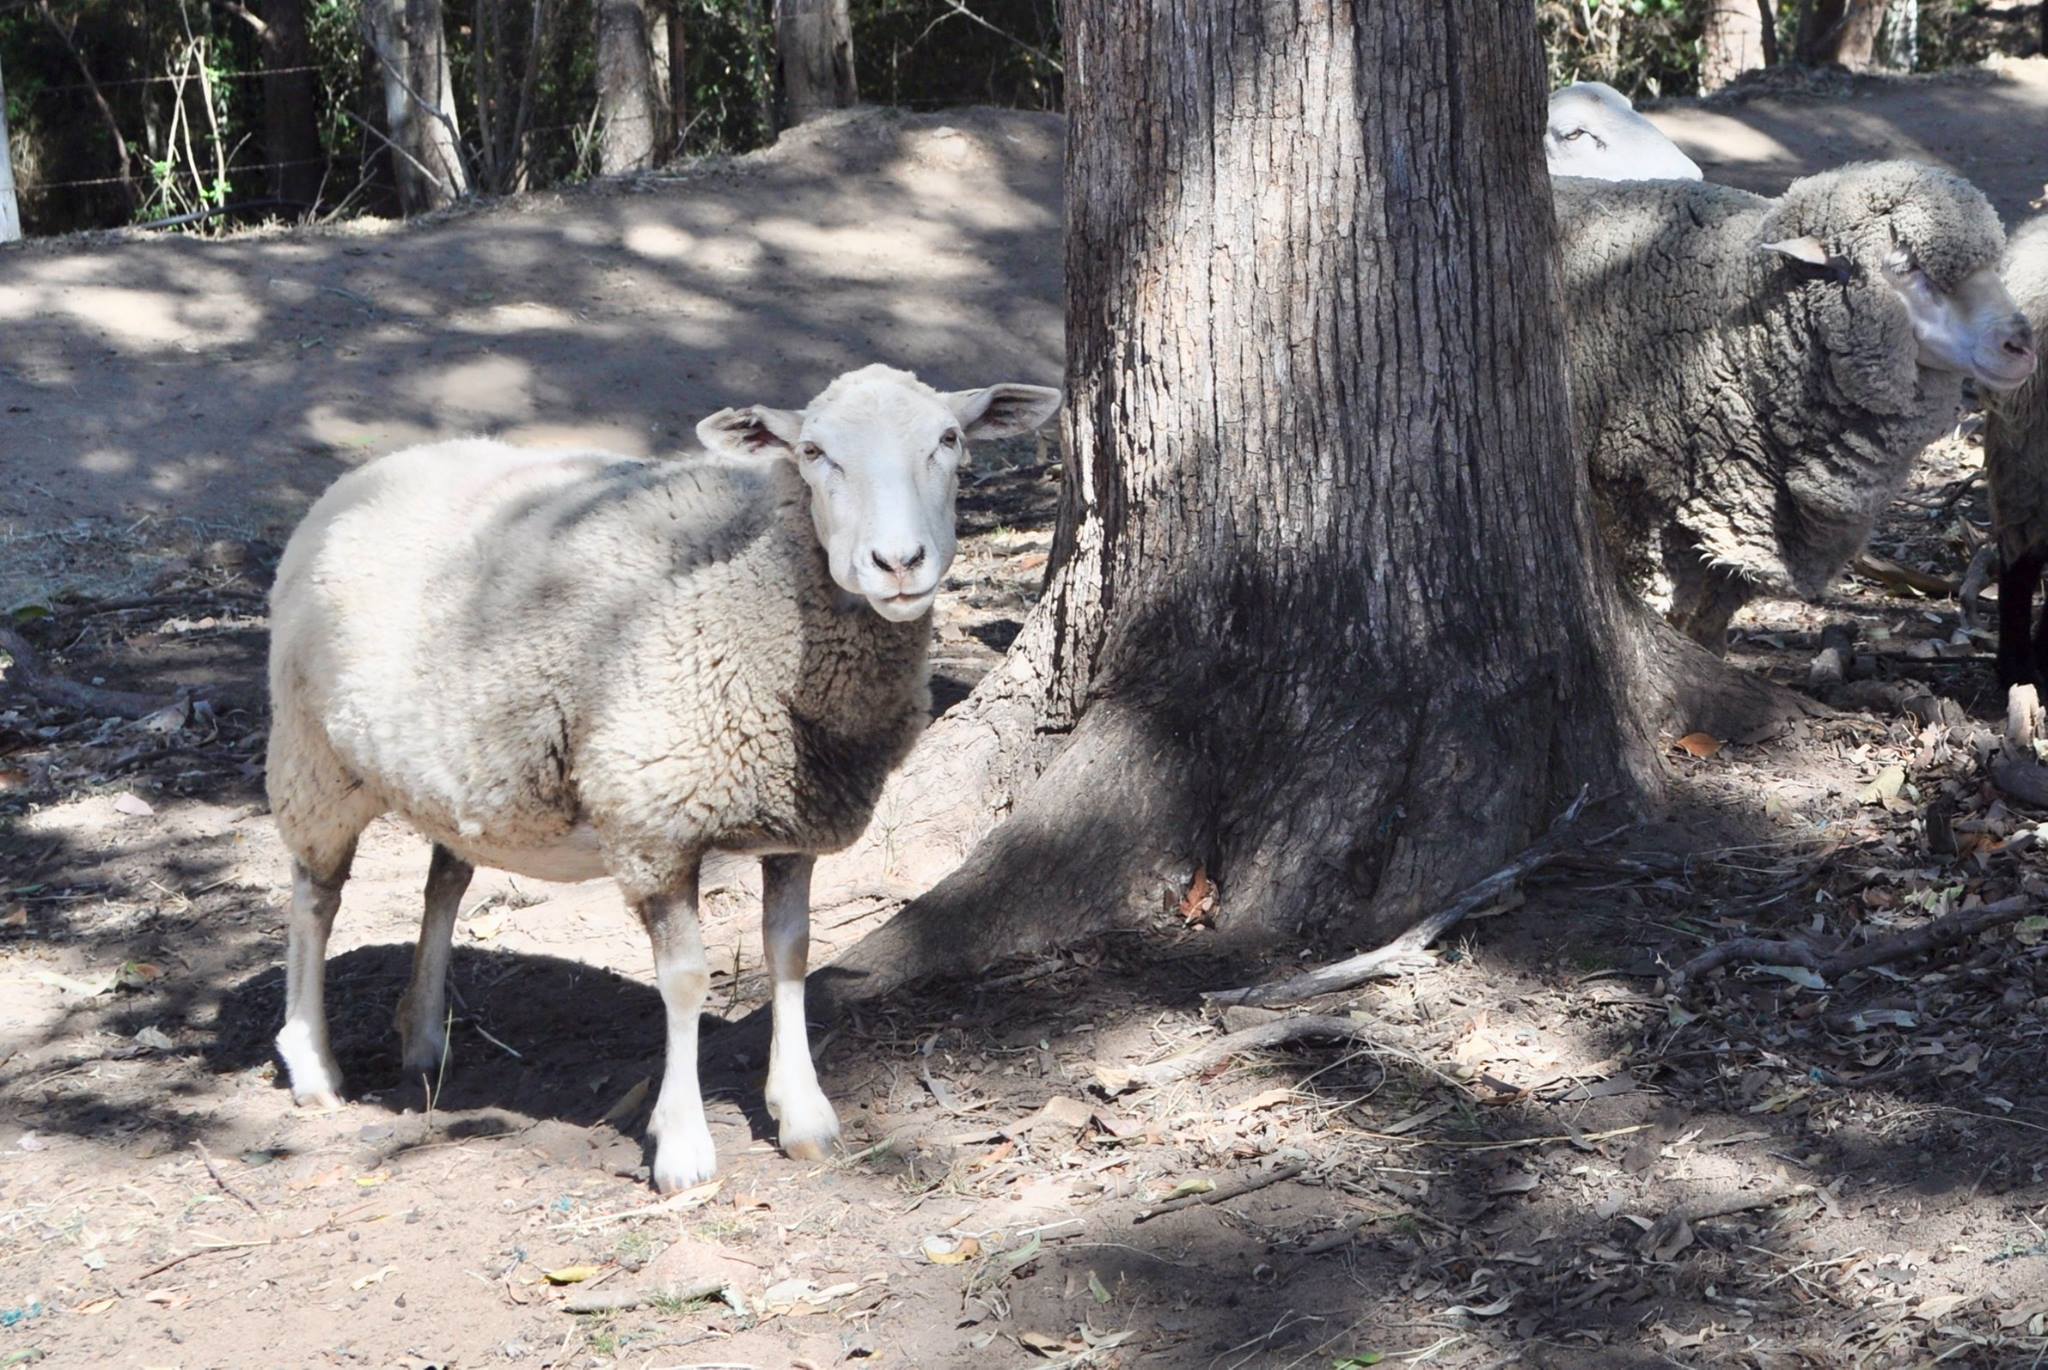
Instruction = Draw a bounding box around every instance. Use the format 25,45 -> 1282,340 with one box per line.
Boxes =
781,1137 -> 833,1163
650,1134 -> 719,1194
398,1034 -> 449,1079
769,1090 -> 842,1162
293,1088 -> 344,1112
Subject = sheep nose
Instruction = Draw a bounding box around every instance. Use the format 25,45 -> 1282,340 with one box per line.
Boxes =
871,546 -> 927,575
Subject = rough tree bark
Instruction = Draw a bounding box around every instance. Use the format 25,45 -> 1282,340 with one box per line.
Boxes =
816,2 -> 1719,1003
258,0 -> 325,209
595,0 -> 659,173
363,0 -> 468,214
0,56 -> 19,242
773,0 -> 857,127
664,0 -> 689,155
1798,0 -> 1885,68
1702,0 -> 1770,91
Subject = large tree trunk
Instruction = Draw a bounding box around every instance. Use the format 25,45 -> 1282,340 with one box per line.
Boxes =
595,0 -> 659,173
773,0 -> 857,127
1702,0 -> 1770,91
818,2 -> 1687,1002
0,57 -> 19,242
258,0 -> 325,209
364,0 -> 468,214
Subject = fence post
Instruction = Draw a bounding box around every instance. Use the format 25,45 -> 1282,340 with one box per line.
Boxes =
0,57 -> 21,242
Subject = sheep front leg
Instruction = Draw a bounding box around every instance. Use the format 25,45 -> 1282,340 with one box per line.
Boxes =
635,872 -> 717,1192
396,845 -> 474,1078
760,854 -> 839,1161
276,858 -> 348,1109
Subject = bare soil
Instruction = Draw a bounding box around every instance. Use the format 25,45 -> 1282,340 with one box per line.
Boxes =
6,69 -> 2048,1370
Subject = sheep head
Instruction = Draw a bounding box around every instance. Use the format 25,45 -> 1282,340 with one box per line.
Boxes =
1760,161 -> 2037,393
697,365 -> 1062,622
1544,81 -> 1703,183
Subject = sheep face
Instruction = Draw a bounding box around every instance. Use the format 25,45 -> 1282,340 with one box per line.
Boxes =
698,365 -> 1062,622
1544,81 -> 1702,183
1882,254 -> 2036,392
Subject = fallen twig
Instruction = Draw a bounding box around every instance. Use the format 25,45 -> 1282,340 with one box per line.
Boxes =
192,1140 -> 260,1215
1134,1161 -> 1307,1224
0,624 -> 179,720
1205,789 -> 1608,1007
562,1277 -> 727,1315
134,1237 -> 274,1282
1670,895 -> 2031,990
1853,551 -> 1959,598
1637,1183 -> 1815,1254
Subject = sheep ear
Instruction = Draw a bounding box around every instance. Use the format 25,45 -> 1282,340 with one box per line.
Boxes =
1761,235 -> 1833,268
696,405 -> 804,457
1761,235 -> 1851,284
941,384 -> 1064,440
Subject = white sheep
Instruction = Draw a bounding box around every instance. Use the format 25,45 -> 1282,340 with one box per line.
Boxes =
266,364 -> 1063,1191
1555,161 -> 2036,649
1985,216 -> 2048,687
1545,81 -> 1703,183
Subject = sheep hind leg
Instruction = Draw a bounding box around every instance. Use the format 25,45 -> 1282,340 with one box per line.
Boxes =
276,850 -> 355,1109
1999,549 -> 2045,690
760,854 -> 839,1162
395,845 -> 474,1080
1665,554 -> 1750,655
635,871 -> 717,1192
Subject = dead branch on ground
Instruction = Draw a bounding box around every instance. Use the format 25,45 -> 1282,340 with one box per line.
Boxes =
1669,895 -> 2031,991
0,624 -> 180,720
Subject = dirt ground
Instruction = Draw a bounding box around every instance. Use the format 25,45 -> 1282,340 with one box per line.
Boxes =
7,62 -> 2048,1370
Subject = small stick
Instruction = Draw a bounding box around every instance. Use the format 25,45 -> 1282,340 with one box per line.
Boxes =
1852,551 -> 1959,598
562,1277 -> 727,1315
1134,1162 -> 1307,1224
0,624 -> 177,720
134,1237 -> 273,1282
1207,789 -> 1606,1007
1670,895 -> 2031,990
1108,1015 -> 1388,1091
1638,1184 -> 1815,1253
192,1140 -> 260,1215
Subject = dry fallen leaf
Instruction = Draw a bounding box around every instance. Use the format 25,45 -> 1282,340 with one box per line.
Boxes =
1673,732 -> 1723,760
544,1265 -> 601,1285
111,791 -> 156,817
1178,866 -> 1215,925
922,1234 -> 981,1265
351,1264 -> 398,1290
1859,765 -> 1907,806
1012,1096 -> 1095,1135
599,1076 -> 651,1125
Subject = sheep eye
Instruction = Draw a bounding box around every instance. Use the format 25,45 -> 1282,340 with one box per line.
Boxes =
1563,128 -> 1587,141
797,441 -> 827,462
939,429 -> 962,449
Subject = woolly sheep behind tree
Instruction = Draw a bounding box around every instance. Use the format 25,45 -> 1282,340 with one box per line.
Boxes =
266,364 -> 1063,1193
1554,161 -> 2037,649
1985,216 -> 2048,687
1545,81 -> 1703,182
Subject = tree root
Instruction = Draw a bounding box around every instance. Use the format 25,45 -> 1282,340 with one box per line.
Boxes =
1668,895 -> 2030,992
1204,789 -> 1611,1008
0,624 -> 179,720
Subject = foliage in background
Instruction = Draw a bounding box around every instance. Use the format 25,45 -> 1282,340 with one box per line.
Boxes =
0,0 -> 2024,235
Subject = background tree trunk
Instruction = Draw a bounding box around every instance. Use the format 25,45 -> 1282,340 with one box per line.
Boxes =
1799,0 -> 1885,68
773,0 -> 857,127
258,0 -> 325,209
1702,0 -> 1770,91
364,0 -> 468,214
595,0 -> 659,173
664,0 -> 689,156
0,57 -> 20,242
820,1 -> 1668,1001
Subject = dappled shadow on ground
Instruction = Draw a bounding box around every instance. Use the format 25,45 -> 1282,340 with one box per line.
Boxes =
1652,56 -> 2048,222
